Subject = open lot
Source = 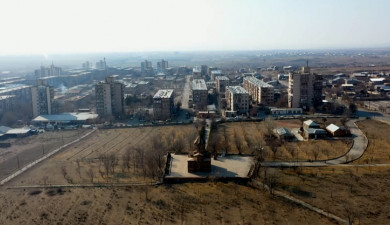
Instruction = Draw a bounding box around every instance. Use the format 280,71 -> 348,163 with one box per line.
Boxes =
268,166 -> 390,225
353,119 -> 390,164
211,120 -> 352,161
6,125 -> 198,186
0,129 -> 89,180
0,182 -> 338,225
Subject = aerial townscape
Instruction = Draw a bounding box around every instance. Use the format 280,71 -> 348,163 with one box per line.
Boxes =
1,0 -> 390,225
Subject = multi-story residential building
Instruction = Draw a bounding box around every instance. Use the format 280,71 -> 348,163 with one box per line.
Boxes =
201,65 -> 208,76
191,79 -> 208,111
288,66 -> 323,109
96,59 -> 106,69
210,70 -> 223,81
34,63 -> 63,78
243,76 -> 274,106
141,60 -> 153,75
153,89 -> 174,120
0,95 -> 15,114
0,85 -> 31,101
31,79 -> 54,117
157,59 -> 168,73
193,66 -> 202,79
226,86 -> 250,114
95,75 -> 124,118
215,76 -> 230,94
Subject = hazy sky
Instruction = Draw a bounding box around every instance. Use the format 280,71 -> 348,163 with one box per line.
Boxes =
1,0 -> 390,55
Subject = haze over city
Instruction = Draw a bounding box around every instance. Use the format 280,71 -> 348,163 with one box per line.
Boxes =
2,1 -> 390,225
1,0 -> 390,55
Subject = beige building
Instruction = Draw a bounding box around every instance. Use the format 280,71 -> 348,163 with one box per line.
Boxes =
153,89 -> 174,120
192,79 -> 208,111
226,86 -> 250,114
215,76 -> 230,94
288,66 -> 323,109
243,76 -> 274,106
31,79 -> 54,117
95,75 -> 124,118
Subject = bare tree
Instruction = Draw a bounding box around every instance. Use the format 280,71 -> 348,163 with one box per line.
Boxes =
87,168 -> 94,183
122,148 -> 132,172
76,159 -> 81,178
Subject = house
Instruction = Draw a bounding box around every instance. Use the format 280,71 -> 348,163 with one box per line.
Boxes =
303,120 -> 326,139
326,124 -> 350,137
275,127 -> 295,141
303,120 -> 320,130
304,128 -> 327,139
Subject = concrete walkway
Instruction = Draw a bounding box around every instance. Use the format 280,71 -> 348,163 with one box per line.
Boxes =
264,119 -> 368,167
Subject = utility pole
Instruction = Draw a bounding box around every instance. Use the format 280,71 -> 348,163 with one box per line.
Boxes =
17,156 -> 20,169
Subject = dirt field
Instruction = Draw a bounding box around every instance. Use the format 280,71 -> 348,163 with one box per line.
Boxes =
0,129 -> 89,180
7,125 -> 198,186
0,182 -> 339,225
353,119 -> 390,164
269,166 -> 390,225
211,120 -> 352,161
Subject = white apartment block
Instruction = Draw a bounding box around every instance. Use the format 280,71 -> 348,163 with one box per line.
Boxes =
192,79 -> 208,111
226,86 -> 250,114
243,76 -> 274,106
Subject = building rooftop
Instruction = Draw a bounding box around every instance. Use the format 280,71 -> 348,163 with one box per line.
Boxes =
326,124 -> 346,133
192,79 -> 207,91
244,76 -> 273,88
32,113 -> 98,123
0,85 -> 31,95
153,89 -> 174,99
0,95 -> 15,100
193,66 -> 201,73
211,70 -> 223,75
216,76 -> 229,81
370,78 -> 385,82
226,86 -> 249,94
303,120 -> 319,127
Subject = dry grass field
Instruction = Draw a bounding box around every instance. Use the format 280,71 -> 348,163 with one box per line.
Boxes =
266,166 -> 390,225
211,120 -> 351,161
0,182 -> 339,225
0,130 -> 89,180
7,125 -> 198,186
353,119 -> 390,164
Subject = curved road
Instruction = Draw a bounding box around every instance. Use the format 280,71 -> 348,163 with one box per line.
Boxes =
264,119 -> 369,167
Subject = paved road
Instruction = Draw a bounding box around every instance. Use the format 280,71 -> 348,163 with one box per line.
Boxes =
181,75 -> 192,109
264,119 -> 368,167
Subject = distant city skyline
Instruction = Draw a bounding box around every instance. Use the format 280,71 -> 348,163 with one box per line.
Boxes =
1,0 -> 390,55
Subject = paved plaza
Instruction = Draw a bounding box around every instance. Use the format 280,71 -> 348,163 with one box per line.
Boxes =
167,154 -> 253,178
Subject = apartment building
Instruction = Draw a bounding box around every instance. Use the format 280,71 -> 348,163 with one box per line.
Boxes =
192,79 -> 208,111
288,66 -> 323,109
193,66 -> 202,79
95,75 -> 124,118
31,79 -> 54,117
226,86 -> 250,114
215,76 -> 230,94
243,76 -> 274,106
153,89 -> 174,120
0,95 -> 15,114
